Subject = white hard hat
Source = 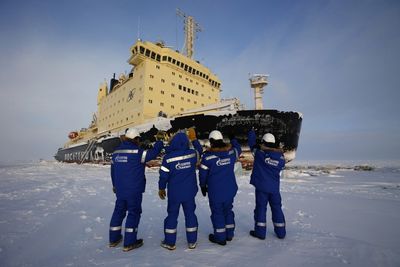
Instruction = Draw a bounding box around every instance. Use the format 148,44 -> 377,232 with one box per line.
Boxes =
209,130 -> 223,140
125,128 -> 140,139
262,133 -> 275,143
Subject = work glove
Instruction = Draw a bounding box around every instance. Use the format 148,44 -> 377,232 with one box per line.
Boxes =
201,186 -> 207,197
112,187 -> 116,194
158,189 -> 166,200
187,127 -> 197,141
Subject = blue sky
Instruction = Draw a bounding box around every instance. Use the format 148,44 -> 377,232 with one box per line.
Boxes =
0,0 -> 399,162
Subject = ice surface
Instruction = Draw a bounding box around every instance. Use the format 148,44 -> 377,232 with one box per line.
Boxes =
0,160 -> 399,266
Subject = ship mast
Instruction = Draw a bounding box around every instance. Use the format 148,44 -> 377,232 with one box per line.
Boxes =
176,8 -> 202,59
250,74 -> 269,110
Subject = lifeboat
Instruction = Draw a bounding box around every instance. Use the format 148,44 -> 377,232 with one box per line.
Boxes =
68,131 -> 78,139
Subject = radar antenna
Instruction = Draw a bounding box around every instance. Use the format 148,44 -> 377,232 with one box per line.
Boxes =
176,8 -> 202,58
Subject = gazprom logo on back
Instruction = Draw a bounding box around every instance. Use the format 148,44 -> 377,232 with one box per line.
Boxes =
175,161 -> 191,170
115,155 -> 128,163
216,158 -> 230,166
265,157 -> 279,166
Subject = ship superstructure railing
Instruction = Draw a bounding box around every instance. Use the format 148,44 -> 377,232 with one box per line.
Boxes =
79,139 -> 97,164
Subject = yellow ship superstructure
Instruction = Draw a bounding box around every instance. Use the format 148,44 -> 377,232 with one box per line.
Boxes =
98,40 -> 221,133
63,10 -> 227,149
65,39 -> 222,147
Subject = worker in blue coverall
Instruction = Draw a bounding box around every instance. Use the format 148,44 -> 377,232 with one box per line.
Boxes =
199,130 -> 242,246
109,128 -> 164,251
158,129 -> 202,250
248,129 -> 286,239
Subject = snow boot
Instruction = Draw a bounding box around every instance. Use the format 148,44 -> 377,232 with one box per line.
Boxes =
123,239 -> 143,252
226,236 -> 233,242
188,242 -> 197,249
161,240 -> 176,250
109,235 -> 122,247
274,226 -> 286,239
208,234 -> 226,246
250,230 -> 266,240
275,230 -> 286,239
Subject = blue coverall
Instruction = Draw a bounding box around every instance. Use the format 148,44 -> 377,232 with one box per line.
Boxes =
159,133 -> 202,246
109,140 -> 163,246
248,130 -> 286,239
199,139 -> 242,242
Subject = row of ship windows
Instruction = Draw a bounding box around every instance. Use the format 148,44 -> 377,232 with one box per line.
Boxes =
100,91 -> 213,124
148,99 -> 209,106
102,77 -> 214,111
133,45 -> 220,88
101,112 -> 142,127
149,90 -> 213,101
100,93 -> 213,120
102,91 -> 211,111
149,83 -> 213,98
151,71 -> 206,88
147,102 -> 189,111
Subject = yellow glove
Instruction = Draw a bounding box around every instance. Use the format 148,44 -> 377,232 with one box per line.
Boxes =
158,189 -> 166,200
187,128 -> 197,141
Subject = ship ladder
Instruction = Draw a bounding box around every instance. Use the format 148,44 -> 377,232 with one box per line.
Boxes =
79,139 -> 96,164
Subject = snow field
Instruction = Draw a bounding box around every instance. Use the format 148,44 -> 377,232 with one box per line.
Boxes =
0,161 -> 399,266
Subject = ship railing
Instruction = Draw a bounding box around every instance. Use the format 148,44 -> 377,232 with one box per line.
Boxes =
79,139 -> 97,164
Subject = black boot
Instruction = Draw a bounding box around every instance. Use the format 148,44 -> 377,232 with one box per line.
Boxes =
209,234 -> 226,246
109,236 -> 122,247
160,240 -> 176,250
123,239 -> 144,252
250,230 -> 265,240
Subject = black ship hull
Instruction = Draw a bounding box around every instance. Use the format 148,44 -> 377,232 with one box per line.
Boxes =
55,110 -> 302,163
